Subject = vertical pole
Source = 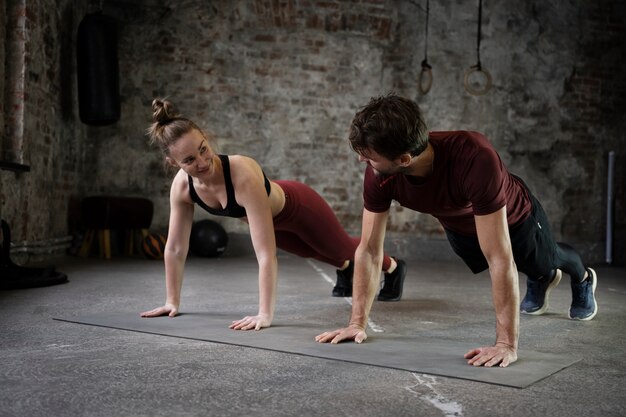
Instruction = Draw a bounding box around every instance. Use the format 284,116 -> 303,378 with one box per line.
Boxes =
606,151 -> 615,264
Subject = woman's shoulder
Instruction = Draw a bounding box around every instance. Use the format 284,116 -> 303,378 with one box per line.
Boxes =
226,154 -> 267,190
171,167 -> 190,185
226,154 -> 257,166
226,154 -> 263,175
170,169 -> 194,202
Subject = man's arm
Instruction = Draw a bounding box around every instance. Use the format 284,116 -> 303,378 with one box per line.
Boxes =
464,205 -> 519,367
316,208 -> 389,343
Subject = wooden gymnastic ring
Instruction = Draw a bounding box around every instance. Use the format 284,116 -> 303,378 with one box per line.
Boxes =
418,67 -> 433,95
463,66 -> 492,96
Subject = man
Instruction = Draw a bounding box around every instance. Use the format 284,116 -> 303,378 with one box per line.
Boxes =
315,94 -> 598,367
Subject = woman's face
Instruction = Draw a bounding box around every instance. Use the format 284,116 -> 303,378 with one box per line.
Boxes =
167,129 -> 216,178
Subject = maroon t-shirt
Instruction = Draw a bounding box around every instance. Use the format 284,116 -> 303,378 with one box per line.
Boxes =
363,131 -> 532,236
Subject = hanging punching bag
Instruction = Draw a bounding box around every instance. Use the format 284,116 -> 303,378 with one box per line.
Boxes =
77,12 -> 120,125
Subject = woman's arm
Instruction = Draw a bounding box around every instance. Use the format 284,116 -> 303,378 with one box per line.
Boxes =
141,171 -> 194,317
228,156 -> 278,331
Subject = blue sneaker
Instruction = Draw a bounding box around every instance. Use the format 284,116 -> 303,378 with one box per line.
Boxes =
520,269 -> 562,315
569,268 -> 598,320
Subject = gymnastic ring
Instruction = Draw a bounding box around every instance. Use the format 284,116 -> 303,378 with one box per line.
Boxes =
418,66 -> 433,95
463,65 -> 492,96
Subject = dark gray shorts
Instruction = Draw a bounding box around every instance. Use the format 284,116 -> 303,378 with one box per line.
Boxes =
444,192 -> 557,279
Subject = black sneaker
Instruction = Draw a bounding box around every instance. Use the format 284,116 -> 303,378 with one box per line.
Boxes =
520,269 -> 562,315
569,268 -> 598,320
377,258 -> 407,301
332,261 -> 353,297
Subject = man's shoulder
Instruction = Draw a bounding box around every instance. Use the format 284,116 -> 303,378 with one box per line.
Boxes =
430,130 -> 489,142
363,164 -> 384,186
430,131 -> 494,154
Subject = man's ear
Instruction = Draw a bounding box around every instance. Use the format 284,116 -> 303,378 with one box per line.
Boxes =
165,157 -> 178,168
397,153 -> 413,167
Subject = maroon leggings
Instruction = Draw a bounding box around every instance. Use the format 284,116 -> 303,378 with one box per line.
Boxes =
272,180 -> 392,270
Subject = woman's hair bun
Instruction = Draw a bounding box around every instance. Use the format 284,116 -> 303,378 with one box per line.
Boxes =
152,98 -> 178,124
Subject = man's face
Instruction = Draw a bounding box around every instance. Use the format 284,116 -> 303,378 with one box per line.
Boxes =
357,148 -> 406,177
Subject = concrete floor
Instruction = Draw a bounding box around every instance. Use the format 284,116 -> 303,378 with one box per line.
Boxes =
0,251 -> 625,417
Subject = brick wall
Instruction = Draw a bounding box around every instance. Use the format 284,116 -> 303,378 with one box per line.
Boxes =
1,0 -> 624,264
0,0 -> 87,262
0,0 -> 5,159
84,0 -> 404,236
558,0 -> 626,260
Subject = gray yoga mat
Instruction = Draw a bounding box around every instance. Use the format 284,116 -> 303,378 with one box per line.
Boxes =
55,312 -> 580,388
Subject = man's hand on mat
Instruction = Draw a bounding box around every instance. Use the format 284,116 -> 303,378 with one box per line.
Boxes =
464,343 -> 518,367
314,324 -> 367,344
140,303 -> 179,318
229,314 -> 271,331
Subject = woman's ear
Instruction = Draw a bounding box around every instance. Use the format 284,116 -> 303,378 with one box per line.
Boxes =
165,157 -> 178,168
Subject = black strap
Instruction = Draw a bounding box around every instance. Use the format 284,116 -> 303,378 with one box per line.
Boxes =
422,0 -> 431,70
414,0 -> 432,94
475,0 -> 483,69
219,154 -> 238,208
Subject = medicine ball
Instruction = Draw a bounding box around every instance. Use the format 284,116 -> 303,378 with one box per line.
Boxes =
142,232 -> 167,260
189,220 -> 228,257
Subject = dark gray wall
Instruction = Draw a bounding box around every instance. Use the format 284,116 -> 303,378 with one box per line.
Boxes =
1,0 -> 88,263
2,0 -> 624,264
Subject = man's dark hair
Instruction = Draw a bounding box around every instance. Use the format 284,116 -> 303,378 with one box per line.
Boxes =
349,94 -> 429,160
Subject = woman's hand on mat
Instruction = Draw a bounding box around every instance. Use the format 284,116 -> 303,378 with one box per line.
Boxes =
314,324 -> 367,344
229,314 -> 272,331
464,343 -> 518,368
140,303 -> 179,318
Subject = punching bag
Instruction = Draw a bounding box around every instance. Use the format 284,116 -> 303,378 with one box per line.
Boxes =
77,12 -> 120,125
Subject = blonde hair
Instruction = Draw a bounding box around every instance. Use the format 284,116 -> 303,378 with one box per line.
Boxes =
146,98 -> 206,155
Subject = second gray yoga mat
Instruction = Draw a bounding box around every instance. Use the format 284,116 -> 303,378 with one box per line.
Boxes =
55,312 -> 580,388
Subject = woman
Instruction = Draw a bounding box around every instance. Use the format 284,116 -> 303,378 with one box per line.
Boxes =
140,99 -> 406,330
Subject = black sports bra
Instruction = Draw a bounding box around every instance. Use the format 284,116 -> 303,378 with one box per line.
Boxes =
188,154 -> 271,218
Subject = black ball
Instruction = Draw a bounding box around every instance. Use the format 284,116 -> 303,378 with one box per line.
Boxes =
189,220 -> 228,257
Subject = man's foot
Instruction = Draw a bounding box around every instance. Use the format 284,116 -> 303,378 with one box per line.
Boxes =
520,269 -> 562,315
569,268 -> 598,320
332,261 -> 353,297
378,258 -> 407,301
